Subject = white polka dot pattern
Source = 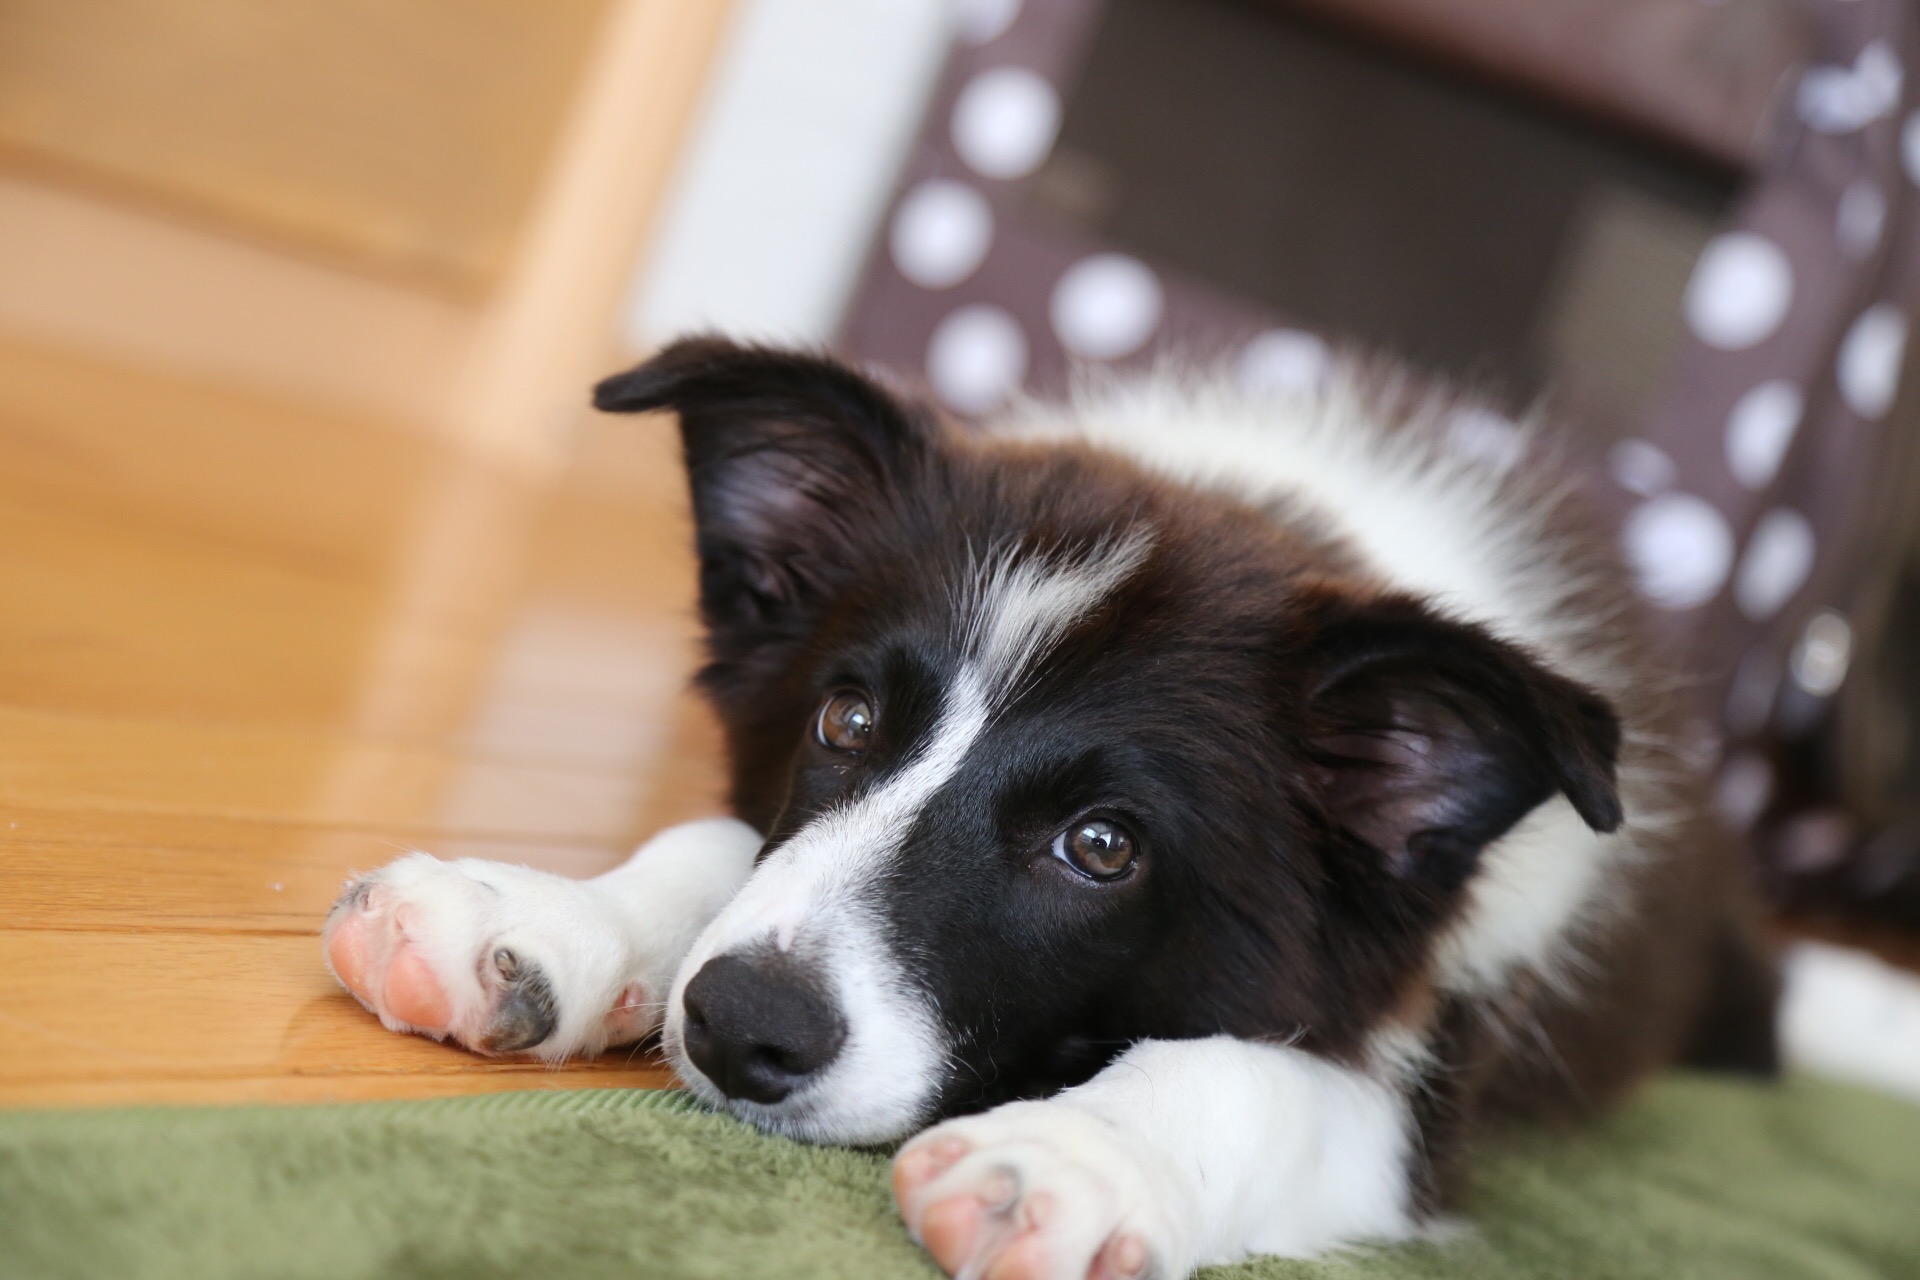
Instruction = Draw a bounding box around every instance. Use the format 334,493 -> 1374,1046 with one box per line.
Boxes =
1790,610 -> 1854,698
951,67 -> 1060,181
1797,40 -> 1903,134
1608,438 -> 1677,497
1622,493 -> 1734,610
1715,751 -> 1774,829
1234,329 -> 1329,395
1049,253 -> 1164,360
927,304 -> 1028,414
954,0 -> 1023,45
1724,380 -> 1804,490
1685,233 -> 1795,350
1837,180 -> 1886,259
890,180 -> 994,290
1735,508 -> 1816,621
1837,303 -> 1907,418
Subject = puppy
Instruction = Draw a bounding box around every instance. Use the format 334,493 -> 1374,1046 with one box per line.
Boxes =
324,336 -> 1783,1280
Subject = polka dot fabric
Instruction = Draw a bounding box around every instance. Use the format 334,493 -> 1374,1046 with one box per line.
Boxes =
1628,0 -> 1920,918
839,0 -> 1275,415
839,0 -> 1920,923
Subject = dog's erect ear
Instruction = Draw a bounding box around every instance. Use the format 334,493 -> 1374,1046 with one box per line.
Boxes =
1295,592 -> 1622,891
594,337 -> 931,641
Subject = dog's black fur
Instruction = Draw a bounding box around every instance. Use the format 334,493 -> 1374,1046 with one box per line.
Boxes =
596,337 -> 1778,1200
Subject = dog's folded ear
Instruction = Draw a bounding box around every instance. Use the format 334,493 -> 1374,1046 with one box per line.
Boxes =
594,336 -> 932,642
1294,591 -> 1623,891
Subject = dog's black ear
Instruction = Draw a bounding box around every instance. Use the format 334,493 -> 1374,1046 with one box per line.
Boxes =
1295,592 -> 1622,891
594,336 -> 931,642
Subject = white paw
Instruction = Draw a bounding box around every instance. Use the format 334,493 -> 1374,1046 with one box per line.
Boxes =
321,853 -> 649,1060
893,1102 -> 1190,1280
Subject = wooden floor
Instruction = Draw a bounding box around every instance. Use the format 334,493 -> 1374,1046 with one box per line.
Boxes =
0,339 -> 726,1106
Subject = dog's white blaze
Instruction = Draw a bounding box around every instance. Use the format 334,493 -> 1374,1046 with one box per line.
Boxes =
666,672 -> 988,1142
963,530 -> 1156,702
743,668 -> 993,936
686,667 -> 992,963
667,535 -> 1155,1141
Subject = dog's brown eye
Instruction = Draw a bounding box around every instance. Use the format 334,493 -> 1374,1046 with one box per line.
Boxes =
815,690 -> 875,753
1054,818 -> 1135,881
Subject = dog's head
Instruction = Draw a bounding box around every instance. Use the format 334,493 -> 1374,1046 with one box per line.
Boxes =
595,338 -> 1622,1143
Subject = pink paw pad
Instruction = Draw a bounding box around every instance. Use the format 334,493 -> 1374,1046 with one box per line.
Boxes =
895,1131 -> 1153,1280
603,981 -> 651,1043
382,934 -> 452,1032
323,888 -> 452,1035
320,859 -> 654,1060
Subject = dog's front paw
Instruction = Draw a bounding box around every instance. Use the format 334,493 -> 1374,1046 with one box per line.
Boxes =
893,1102 -> 1189,1280
322,854 -> 648,1060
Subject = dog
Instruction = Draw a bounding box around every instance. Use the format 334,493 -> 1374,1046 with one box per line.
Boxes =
324,335 -> 1790,1279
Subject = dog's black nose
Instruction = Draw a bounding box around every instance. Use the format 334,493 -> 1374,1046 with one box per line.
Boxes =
680,954 -> 846,1104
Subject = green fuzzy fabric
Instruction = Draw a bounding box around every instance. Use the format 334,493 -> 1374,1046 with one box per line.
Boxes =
1,1075 -> 1915,1280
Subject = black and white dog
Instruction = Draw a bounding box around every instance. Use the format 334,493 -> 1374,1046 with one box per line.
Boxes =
325,337 -> 1899,1280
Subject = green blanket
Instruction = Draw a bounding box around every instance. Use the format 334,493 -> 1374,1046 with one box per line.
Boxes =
1,1075 -> 1915,1279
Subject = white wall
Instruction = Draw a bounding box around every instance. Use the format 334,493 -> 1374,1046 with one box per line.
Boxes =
627,0 -> 954,348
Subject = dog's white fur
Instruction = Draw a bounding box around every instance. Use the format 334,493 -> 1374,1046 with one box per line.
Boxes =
1780,941 -> 1920,1106
897,1037 -> 1418,1275
324,819 -> 760,1058
329,370 -> 1920,1278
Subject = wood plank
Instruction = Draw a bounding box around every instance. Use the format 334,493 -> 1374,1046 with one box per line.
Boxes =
0,177 -> 479,439
0,341 -> 716,768
0,0 -> 613,298
0,494 -> 710,767
0,338 -> 438,574
3,1066 -> 676,1109
0,808 -> 644,935
0,932 -> 673,1096
0,705 -> 653,839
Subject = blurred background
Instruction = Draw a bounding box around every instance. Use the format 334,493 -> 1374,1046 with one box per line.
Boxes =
0,0 -> 1916,1105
